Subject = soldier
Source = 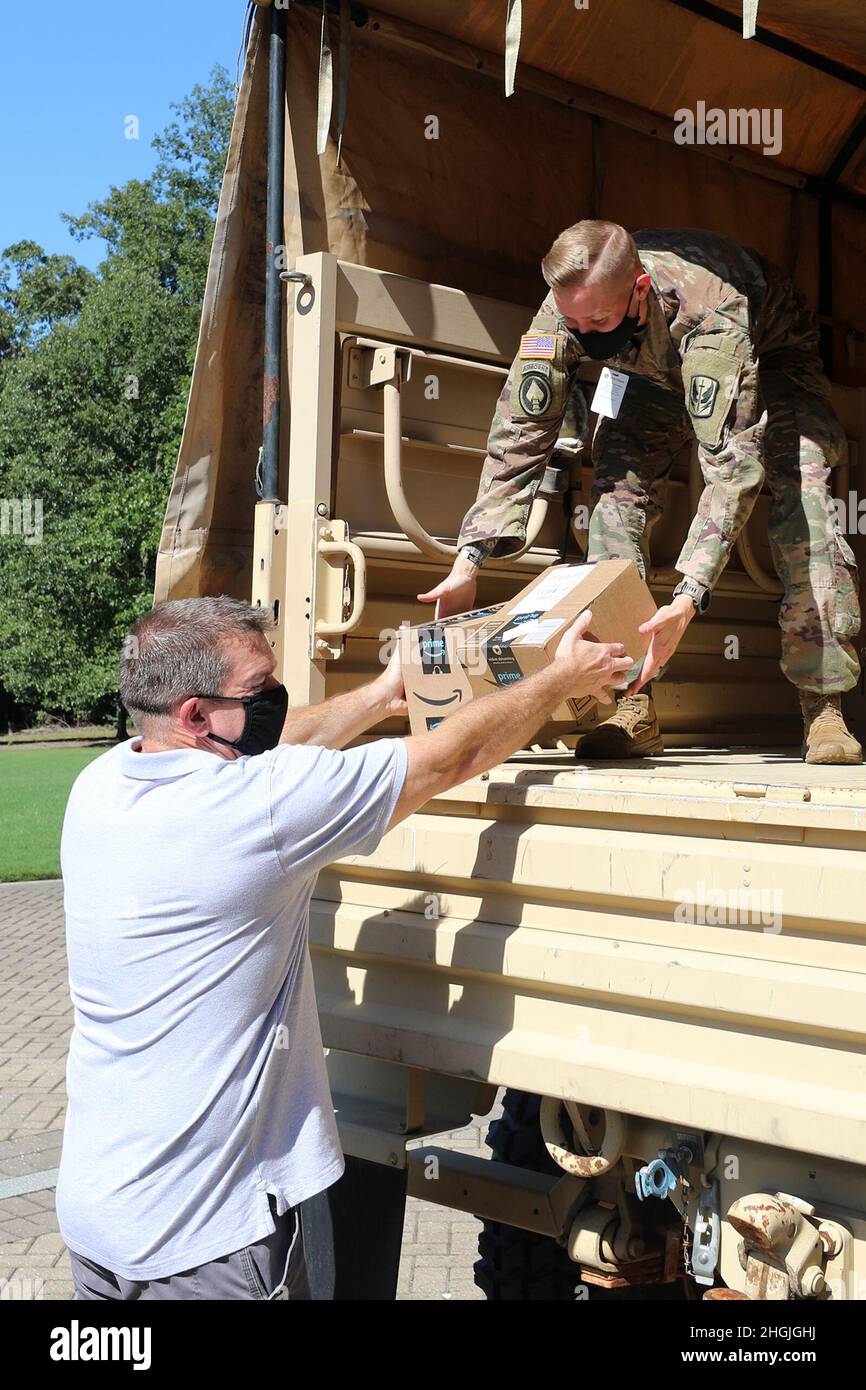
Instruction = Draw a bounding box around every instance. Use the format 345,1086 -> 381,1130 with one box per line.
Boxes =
418,222 -> 862,765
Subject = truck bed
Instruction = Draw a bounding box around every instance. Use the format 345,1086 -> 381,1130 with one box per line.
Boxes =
311,749 -> 866,1165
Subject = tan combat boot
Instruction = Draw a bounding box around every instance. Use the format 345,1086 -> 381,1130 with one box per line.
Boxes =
800,693 -> 862,765
574,692 -> 664,759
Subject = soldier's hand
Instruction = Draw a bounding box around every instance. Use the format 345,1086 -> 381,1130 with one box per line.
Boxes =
417,559 -> 478,621
628,596 -> 695,692
555,610 -> 634,705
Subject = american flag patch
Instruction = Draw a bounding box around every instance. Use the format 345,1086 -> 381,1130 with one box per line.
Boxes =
518,332 -> 557,360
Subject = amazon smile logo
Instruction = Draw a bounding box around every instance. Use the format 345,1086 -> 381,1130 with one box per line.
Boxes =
415,690 -> 464,706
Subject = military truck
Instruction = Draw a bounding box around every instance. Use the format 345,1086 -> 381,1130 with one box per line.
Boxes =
155,0 -> 866,1299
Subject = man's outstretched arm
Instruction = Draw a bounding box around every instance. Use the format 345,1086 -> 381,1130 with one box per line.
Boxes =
388,609 -> 633,829
279,650 -> 406,750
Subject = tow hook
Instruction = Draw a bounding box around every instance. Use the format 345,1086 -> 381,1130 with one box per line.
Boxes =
729,1192 -> 847,1299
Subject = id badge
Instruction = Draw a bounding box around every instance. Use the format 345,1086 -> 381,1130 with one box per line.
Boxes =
590,367 -> 629,419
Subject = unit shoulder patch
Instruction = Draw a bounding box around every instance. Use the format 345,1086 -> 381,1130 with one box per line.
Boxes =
516,370 -> 553,417
688,374 -> 719,419
682,340 -> 742,449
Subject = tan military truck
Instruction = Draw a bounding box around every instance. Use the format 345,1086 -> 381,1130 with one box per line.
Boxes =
155,0 -> 866,1299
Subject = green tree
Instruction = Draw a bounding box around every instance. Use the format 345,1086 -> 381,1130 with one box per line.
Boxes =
0,65 -> 234,724
0,241 -> 94,362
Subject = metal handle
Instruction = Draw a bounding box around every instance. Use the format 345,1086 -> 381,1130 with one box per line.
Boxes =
381,373 -> 548,562
315,537 -> 367,636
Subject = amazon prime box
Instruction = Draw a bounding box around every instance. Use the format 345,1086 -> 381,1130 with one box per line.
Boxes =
400,619 -> 478,734
401,561 -> 655,735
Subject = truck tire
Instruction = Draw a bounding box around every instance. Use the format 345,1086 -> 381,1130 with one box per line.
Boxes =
474,1089 -> 582,1300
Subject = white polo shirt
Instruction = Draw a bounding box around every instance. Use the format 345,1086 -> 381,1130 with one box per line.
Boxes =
56,733 -> 407,1281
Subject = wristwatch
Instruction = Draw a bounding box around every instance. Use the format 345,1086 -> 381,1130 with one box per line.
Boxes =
458,540 -> 497,568
673,578 -> 711,614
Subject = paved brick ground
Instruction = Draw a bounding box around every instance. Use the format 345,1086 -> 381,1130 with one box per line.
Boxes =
0,880 -> 495,1301
400,1119 -> 495,1301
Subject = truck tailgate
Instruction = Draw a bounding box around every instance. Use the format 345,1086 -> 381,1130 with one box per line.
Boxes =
311,750 -> 866,1164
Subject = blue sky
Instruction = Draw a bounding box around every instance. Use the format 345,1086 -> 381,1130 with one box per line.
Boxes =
0,0 -> 246,271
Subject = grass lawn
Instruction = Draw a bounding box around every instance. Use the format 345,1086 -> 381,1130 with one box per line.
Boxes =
0,746 -> 108,882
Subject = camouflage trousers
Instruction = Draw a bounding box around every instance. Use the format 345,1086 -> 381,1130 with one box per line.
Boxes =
582,373 -> 861,694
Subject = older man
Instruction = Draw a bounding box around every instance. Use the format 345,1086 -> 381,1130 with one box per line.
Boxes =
56,593 -> 629,1300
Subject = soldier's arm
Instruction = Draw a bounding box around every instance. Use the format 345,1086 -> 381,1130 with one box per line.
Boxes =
676,314 -> 765,593
455,305 -> 580,558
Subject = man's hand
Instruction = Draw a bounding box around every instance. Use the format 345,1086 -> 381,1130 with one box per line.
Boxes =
555,609 -> 634,705
417,557 -> 478,621
628,594 -> 695,693
372,642 -> 408,718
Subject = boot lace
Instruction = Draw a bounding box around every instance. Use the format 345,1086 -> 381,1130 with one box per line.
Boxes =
806,694 -> 841,725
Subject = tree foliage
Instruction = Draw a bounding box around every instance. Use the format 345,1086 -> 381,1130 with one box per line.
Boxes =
0,241 -> 94,360
0,65 -> 234,725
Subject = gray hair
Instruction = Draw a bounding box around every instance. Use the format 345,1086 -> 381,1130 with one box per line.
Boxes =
119,596 -> 274,728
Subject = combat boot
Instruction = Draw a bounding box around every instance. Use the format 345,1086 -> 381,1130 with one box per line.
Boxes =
574,692 -> 664,759
800,693 -> 862,765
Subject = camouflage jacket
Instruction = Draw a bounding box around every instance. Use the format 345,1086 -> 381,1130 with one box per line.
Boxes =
456,227 -> 830,590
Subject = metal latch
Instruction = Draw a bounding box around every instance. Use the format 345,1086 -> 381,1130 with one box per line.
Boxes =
692,1180 -> 721,1286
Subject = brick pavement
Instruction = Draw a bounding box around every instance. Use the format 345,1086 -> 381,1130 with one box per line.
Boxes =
0,880 -> 496,1301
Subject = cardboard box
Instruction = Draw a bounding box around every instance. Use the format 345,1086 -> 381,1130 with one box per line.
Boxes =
402,560 -> 656,735
401,621 -> 476,733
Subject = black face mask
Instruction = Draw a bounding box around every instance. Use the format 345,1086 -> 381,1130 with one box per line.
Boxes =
195,684 -> 289,756
574,281 -> 643,360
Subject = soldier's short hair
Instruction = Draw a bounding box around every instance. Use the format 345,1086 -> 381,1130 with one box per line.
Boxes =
542,221 -> 641,292
119,596 -> 274,732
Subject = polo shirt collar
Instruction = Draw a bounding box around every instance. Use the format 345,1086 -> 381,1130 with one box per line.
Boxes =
120,736 -> 219,780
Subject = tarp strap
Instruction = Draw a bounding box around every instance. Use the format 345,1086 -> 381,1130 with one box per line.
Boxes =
505,0 -> 522,98
742,0 -> 759,39
336,0 -> 351,167
317,0 -> 334,155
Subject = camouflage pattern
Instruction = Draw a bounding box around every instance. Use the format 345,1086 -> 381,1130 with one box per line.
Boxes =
457,322 -> 575,557
457,227 -> 860,693
761,380 -> 859,692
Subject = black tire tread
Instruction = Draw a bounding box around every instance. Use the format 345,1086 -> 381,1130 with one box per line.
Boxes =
473,1090 -> 581,1300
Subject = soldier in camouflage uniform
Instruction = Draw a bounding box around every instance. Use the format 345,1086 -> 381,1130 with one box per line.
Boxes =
419,223 -> 862,764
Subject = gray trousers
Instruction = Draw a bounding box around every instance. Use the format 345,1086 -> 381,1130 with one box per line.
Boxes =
68,1195 -> 310,1301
